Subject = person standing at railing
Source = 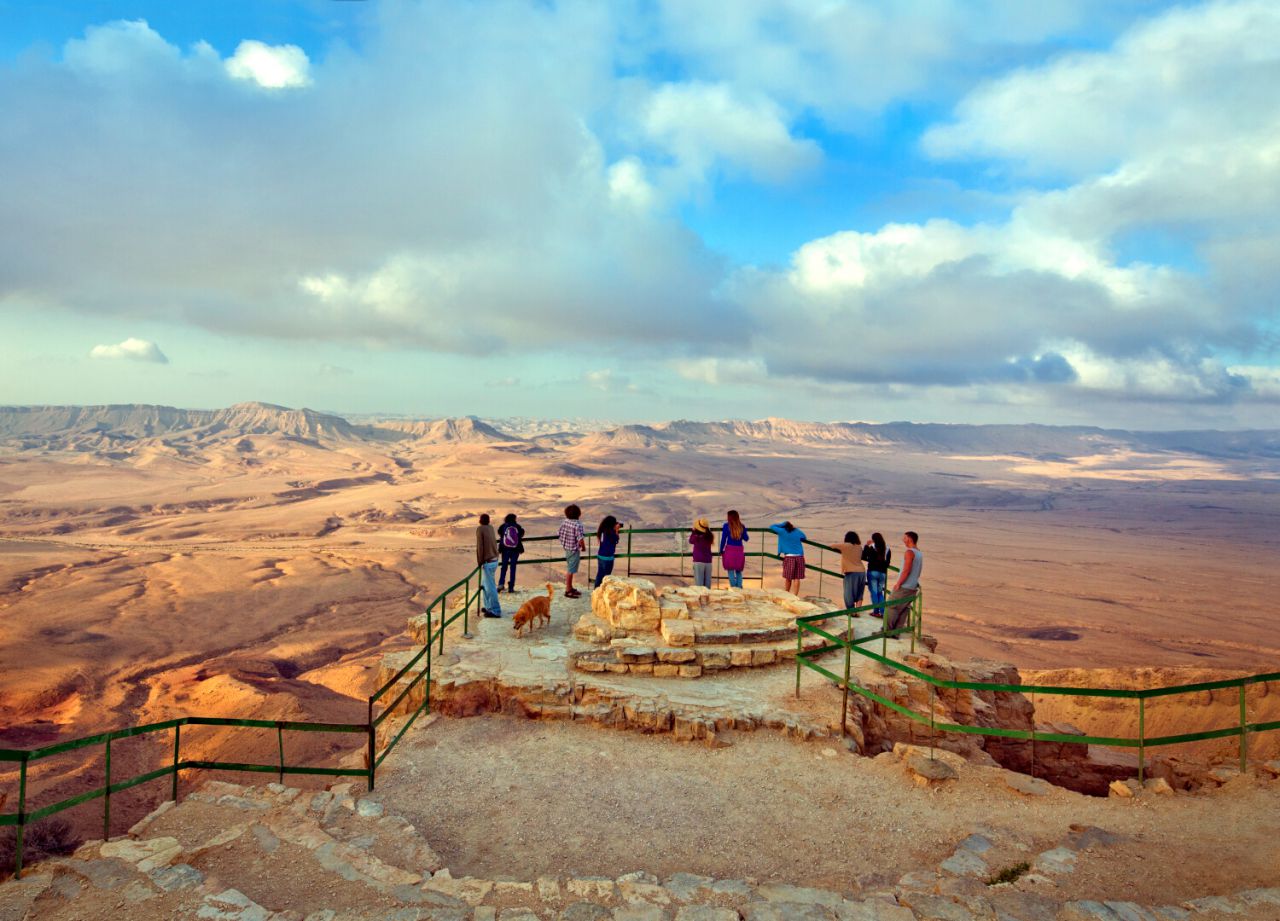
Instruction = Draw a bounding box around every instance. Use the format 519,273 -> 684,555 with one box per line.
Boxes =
595,515 -> 624,588
558,503 -> 587,599
829,530 -> 866,615
497,513 -> 525,593
720,509 -> 749,588
863,532 -> 891,618
689,518 -> 714,587
768,520 -> 806,594
885,531 -> 922,631
476,514 -> 503,618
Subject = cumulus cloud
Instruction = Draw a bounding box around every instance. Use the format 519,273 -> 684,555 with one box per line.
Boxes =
224,40 -> 312,89
89,337 -> 168,363
637,81 -> 820,188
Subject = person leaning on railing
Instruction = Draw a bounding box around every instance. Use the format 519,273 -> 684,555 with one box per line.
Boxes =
828,530 -> 867,616
768,520 -> 807,594
497,513 -> 525,593
885,531 -> 922,631
595,515 -> 624,588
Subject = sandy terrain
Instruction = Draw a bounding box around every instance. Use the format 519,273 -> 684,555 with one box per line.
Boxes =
1,403 -> 1278,844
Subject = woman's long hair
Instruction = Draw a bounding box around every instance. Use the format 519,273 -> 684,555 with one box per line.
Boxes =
727,509 -> 744,540
844,530 -> 859,545
597,515 -> 617,541
871,532 -> 886,555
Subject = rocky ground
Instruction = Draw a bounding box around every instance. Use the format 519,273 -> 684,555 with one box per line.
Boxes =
3,765 -> 1280,921
6,707 -> 1280,921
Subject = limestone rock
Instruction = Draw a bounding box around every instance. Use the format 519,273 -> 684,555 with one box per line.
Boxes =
1143,777 -> 1174,796
939,849 -> 987,878
100,836 -> 184,873
673,907 -> 739,921
1033,848 -> 1077,875
905,752 -> 958,784
1108,779 -> 1139,798
1000,771 -> 1054,797
1259,760 -> 1280,778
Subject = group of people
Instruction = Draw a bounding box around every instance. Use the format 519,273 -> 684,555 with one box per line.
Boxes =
476,506 -> 923,628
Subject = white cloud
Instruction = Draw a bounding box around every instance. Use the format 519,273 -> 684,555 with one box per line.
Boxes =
670,357 -> 767,386
225,40 -> 311,89
89,337 -> 168,363
924,0 -> 1280,176
584,369 -> 636,393
606,157 -> 655,209
638,81 -> 820,187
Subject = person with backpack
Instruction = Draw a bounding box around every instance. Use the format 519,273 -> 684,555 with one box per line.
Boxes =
497,513 -> 525,593
886,531 -> 923,631
719,510 -> 749,588
594,515 -> 625,588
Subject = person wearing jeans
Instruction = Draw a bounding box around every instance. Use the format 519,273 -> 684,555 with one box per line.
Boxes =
829,530 -> 867,615
476,513 -> 502,617
594,515 -> 624,588
689,518 -> 714,588
862,532 -> 891,618
497,513 -> 524,592
720,510 -> 749,589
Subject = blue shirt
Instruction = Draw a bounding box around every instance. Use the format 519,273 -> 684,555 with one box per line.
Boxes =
598,531 -> 619,558
769,523 -> 806,555
719,522 -> 750,553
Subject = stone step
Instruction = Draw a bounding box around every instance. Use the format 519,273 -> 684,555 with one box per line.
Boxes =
575,631 -> 831,678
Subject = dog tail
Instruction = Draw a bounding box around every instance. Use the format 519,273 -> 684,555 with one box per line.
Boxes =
546,582 -> 555,598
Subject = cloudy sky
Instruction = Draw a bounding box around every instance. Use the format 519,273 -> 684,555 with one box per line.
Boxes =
1,0 -> 1277,428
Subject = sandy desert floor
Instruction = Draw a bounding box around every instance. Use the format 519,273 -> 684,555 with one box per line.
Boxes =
1,413 -> 1278,845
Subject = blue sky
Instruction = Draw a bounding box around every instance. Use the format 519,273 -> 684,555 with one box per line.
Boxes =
1,0 -> 1278,427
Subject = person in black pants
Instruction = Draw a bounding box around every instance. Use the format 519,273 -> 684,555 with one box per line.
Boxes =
497,513 -> 525,592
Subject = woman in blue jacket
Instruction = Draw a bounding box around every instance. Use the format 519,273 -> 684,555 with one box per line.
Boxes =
768,521 -> 807,594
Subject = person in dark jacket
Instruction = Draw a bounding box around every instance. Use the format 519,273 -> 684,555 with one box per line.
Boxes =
594,515 -> 624,588
863,532 -> 891,618
497,513 -> 525,593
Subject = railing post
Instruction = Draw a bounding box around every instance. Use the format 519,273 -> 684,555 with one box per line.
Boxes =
587,534 -> 593,587
172,724 -> 181,801
367,697 -> 376,792
840,628 -> 851,737
103,736 -> 112,840
1239,683 -> 1248,772
438,595 -> 446,655
818,546 -> 824,598
14,758 -> 26,879
1138,697 -> 1146,785
276,723 -> 286,785
626,531 -> 632,577
794,626 -> 802,698
462,579 -> 470,638
929,684 -> 936,760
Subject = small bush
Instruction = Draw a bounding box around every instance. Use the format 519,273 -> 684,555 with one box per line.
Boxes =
0,817 -> 80,876
987,861 -> 1031,886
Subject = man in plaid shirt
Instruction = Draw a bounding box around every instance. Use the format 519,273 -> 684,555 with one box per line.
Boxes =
558,503 -> 586,598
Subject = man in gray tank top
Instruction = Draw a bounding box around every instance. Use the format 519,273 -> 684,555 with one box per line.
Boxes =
886,531 -> 922,631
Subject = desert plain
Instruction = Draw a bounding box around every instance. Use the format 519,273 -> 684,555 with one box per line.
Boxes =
1,402 -> 1279,867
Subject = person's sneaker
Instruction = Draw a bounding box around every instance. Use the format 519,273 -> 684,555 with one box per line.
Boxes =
483,610 -> 501,618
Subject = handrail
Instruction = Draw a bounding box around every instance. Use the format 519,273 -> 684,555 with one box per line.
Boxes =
795,598 -> 1277,787
0,519 -> 896,878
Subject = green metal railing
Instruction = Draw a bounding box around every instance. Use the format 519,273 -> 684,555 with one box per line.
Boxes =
795,603 -> 1280,784
3,522 -> 849,878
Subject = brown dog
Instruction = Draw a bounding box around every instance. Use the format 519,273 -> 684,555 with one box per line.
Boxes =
513,583 -> 556,637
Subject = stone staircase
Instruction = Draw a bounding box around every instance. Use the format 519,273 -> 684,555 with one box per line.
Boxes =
3,777 -> 1278,921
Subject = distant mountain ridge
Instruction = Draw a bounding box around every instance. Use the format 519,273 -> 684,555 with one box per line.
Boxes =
2,403 -> 1278,459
